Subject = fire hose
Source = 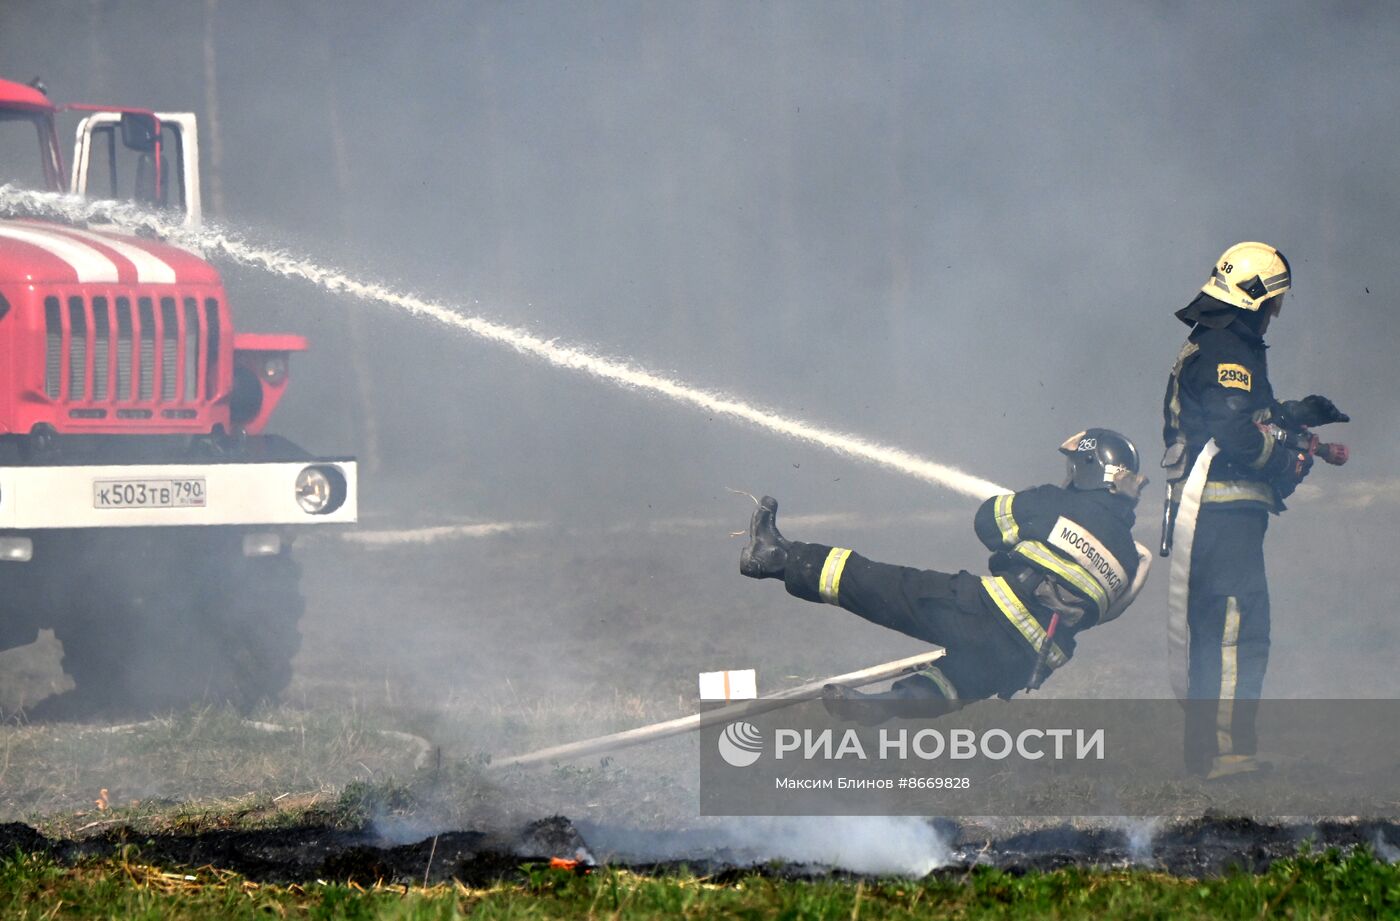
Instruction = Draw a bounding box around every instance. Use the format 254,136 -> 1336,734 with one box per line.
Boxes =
490,648 -> 946,769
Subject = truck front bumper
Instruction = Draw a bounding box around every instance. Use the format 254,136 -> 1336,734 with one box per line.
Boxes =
0,459 -> 357,529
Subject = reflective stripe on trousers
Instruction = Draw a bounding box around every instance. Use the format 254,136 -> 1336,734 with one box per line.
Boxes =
818,547 -> 853,605
1217,597 -> 1241,755
1185,591 -> 1270,775
912,665 -> 959,701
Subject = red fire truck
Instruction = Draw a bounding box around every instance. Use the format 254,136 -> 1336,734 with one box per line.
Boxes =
0,76 -> 357,715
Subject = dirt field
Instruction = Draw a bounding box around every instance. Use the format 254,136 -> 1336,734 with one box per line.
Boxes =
2,476 -> 1397,873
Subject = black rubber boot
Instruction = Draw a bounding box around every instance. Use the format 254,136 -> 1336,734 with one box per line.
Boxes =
822,672 -> 964,725
820,683 -> 889,725
739,495 -> 791,579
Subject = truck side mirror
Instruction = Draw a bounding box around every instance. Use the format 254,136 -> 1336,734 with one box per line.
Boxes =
119,112 -> 158,152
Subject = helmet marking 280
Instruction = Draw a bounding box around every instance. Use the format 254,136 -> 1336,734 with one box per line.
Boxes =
1058,428 -> 1146,499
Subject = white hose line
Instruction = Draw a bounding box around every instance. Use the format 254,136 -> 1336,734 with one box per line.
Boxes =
1,187 -> 1008,501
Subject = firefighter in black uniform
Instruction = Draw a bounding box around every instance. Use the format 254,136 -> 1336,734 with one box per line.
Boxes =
1160,241 -> 1349,778
740,430 -> 1152,705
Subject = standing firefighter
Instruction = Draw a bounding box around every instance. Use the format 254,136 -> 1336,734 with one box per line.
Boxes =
740,430 -> 1152,707
1161,241 -> 1349,779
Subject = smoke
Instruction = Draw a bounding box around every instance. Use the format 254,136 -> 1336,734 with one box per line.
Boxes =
584,816 -> 950,876
5,1 -> 1400,865
0,185 -> 1005,501
727,816 -> 950,876
1121,816 -> 1162,865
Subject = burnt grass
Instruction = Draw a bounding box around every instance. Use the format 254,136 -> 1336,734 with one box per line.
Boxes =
0,816 -> 588,887
941,816 -> 1400,878
2,815 -> 1397,885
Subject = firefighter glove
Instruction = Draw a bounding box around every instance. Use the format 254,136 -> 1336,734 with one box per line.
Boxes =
1279,395 -> 1350,427
1273,448 -> 1314,500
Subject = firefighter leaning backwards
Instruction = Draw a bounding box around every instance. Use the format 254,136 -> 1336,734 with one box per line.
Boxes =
1161,241 -> 1349,779
739,430 -> 1153,712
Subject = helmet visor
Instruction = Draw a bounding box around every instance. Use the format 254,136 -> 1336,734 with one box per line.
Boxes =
1107,466 -> 1148,501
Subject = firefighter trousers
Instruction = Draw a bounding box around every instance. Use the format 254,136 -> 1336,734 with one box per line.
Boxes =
1185,589 -> 1270,776
782,542 -> 1036,701
1177,506 -> 1271,776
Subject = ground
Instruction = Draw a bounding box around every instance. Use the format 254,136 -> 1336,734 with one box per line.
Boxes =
1,478 -> 1397,915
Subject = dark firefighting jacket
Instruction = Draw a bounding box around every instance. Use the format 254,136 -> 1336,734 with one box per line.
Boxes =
1161,317 -> 1300,513
972,484 -> 1142,663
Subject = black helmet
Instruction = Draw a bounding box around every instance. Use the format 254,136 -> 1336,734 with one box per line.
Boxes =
1059,429 -> 1146,499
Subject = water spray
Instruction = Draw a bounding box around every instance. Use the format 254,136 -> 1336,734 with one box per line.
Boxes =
1,186 -> 1007,501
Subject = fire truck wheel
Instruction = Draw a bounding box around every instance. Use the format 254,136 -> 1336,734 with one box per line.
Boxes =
200,550 -> 305,710
0,563 -> 43,654
42,539 -> 303,718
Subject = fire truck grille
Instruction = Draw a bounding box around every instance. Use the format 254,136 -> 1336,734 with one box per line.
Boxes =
43,293 -> 221,414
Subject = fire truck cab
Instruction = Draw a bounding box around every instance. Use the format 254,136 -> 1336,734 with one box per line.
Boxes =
0,76 -> 357,716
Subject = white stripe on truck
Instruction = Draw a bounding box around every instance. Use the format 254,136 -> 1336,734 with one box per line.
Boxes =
46,225 -> 177,284
0,223 -> 119,282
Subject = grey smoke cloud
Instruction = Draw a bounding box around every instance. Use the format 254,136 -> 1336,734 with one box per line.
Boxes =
2,2 -> 1397,846
5,1 -> 1394,506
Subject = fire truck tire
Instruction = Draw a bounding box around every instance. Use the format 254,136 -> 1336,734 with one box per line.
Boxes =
200,550 -> 305,710
43,539 -> 303,718
0,563 -> 43,654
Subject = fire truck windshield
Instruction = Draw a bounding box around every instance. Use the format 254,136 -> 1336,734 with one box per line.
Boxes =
0,111 -> 54,190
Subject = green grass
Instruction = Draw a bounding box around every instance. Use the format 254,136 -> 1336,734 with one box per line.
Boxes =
2,846 -> 1398,920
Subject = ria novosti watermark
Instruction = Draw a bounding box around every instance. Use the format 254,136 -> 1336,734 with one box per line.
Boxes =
767,725 -> 1104,762
699,699 -> 1400,817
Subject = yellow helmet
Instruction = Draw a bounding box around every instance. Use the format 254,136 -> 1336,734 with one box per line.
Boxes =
1201,242 -> 1291,311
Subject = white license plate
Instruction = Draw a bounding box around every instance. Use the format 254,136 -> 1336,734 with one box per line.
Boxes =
93,478 -> 207,509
